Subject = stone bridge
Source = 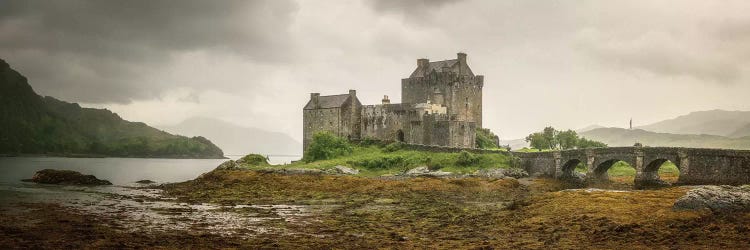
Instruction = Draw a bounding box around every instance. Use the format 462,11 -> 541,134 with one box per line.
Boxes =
515,147 -> 750,188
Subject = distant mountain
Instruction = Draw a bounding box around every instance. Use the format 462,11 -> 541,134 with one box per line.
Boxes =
580,127 -> 750,149
637,110 -> 750,137
0,58 -> 224,158
159,117 -> 301,156
576,124 -> 605,133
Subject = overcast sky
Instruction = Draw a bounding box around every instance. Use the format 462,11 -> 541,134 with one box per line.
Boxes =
2,0 -> 750,141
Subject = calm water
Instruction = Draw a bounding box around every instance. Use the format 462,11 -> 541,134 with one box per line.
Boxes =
0,155 -> 300,186
0,156 -> 315,235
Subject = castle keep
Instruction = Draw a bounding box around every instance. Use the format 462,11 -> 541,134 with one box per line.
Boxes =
303,52 -> 484,151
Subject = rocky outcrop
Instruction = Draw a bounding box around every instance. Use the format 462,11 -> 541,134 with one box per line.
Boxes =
473,168 -> 530,179
674,185 -> 750,213
331,165 -> 359,175
255,168 -> 324,175
502,168 -> 529,179
22,169 -> 112,185
402,166 -> 453,177
216,160 -> 243,170
474,168 -> 506,178
136,180 -> 155,184
216,154 -> 270,171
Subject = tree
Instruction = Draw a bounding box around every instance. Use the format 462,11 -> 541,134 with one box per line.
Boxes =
525,126 -> 607,150
577,137 -> 608,149
525,132 -> 550,151
475,128 -> 500,149
542,126 -> 558,150
557,130 -> 579,150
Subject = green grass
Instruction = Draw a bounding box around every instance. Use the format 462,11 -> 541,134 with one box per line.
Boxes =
514,147 -> 553,152
240,144 -> 511,176
574,161 -> 680,177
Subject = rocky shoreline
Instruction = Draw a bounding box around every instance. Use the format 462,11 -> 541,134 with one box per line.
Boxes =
3,168 -> 750,249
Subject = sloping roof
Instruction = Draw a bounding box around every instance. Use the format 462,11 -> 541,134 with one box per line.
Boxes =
427,59 -> 458,73
410,59 -> 458,77
409,59 -> 476,78
304,94 -> 350,110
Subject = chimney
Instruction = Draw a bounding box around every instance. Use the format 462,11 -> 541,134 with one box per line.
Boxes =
457,52 -> 467,64
349,89 -> 356,98
310,93 -> 320,108
382,95 -> 390,104
417,58 -> 429,68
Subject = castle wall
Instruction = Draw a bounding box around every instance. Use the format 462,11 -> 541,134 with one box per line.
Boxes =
360,104 -> 409,143
303,107 -> 342,150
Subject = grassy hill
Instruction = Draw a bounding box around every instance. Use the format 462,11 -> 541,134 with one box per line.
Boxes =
0,58 -> 224,158
580,127 -> 750,149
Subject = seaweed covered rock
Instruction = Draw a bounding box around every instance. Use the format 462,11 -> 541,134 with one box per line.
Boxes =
216,154 -> 270,170
23,169 -> 112,185
502,168 -> 529,179
674,185 -> 750,213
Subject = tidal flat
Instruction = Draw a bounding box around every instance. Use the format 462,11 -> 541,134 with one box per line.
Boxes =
2,169 -> 749,249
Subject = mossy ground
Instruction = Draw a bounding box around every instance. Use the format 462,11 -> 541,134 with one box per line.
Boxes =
156,169 -> 750,249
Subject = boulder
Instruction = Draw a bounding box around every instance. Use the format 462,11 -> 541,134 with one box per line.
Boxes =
474,168 -> 506,178
634,178 -> 671,190
502,168 -> 529,179
403,166 -> 453,177
560,171 -> 586,186
331,165 -> 359,175
23,169 -> 112,186
215,160 -> 243,170
674,185 -> 750,213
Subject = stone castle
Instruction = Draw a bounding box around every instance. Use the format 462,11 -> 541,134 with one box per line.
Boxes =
303,52 -> 484,151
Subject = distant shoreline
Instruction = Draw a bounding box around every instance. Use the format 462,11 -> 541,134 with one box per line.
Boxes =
0,153 -> 228,159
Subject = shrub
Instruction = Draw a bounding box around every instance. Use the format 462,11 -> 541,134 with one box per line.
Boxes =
383,142 -> 404,152
303,132 -> 353,162
456,150 -> 481,166
424,157 -> 445,170
353,156 -> 408,170
475,128 -> 500,149
359,137 -> 381,146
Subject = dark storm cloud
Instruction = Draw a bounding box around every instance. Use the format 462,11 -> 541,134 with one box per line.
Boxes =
0,0 -> 298,103
365,0 -> 465,16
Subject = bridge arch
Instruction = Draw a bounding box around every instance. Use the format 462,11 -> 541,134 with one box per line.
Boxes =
592,158 -> 636,181
636,158 -> 681,188
560,159 -> 583,178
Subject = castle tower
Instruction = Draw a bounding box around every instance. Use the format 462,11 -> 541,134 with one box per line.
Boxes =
401,52 -> 484,127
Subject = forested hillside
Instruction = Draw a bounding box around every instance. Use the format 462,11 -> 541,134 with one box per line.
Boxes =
0,59 -> 224,158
